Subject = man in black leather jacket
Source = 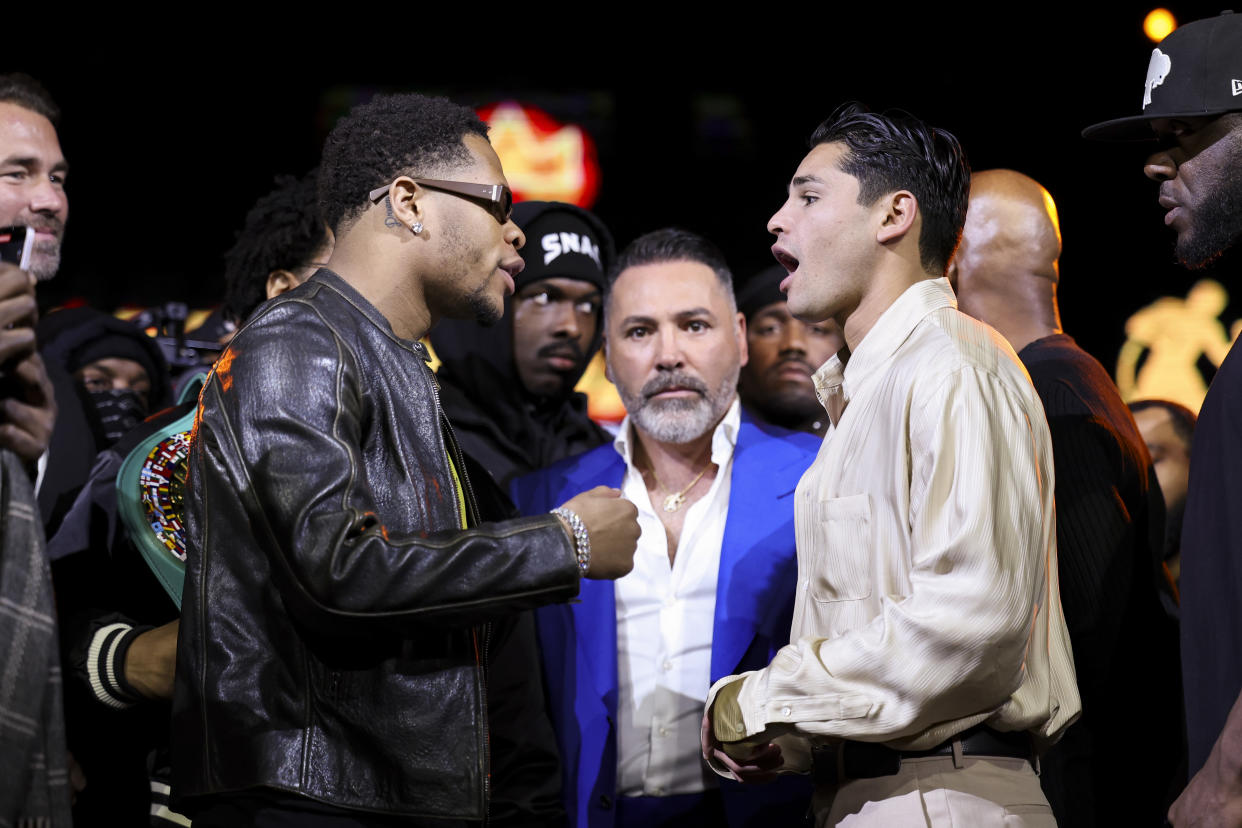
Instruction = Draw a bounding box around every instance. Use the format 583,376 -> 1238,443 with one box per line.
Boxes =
172,93 -> 640,826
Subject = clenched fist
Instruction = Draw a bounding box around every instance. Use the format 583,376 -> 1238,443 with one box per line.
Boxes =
557,486 -> 640,580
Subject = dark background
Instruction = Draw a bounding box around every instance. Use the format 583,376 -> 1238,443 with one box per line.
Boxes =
13,3 -> 1242,375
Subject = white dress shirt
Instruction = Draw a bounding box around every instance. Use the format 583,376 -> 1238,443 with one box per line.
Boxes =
707,279 -> 1080,762
615,398 -> 740,796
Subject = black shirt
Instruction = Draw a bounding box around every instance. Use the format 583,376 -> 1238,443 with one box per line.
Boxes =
1180,339 -> 1242,775
1019,334 -> 1184,826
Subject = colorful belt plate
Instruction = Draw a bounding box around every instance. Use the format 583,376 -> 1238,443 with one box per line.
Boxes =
116,376 -> 204,610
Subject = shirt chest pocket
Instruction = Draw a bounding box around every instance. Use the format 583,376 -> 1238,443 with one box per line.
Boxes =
810,494 -> 873,603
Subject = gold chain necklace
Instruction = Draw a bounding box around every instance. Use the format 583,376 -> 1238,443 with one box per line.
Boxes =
649,457 -> 712,513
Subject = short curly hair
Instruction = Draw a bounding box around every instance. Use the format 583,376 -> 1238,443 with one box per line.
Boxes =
223,171 -> 329,323
318,93 -> 489,234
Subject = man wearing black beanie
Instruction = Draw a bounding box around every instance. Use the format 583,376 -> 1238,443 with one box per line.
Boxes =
432,200 -> 614,487
36,306 -> 170,530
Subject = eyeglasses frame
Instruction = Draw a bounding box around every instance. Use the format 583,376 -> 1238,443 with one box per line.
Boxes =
368,178 -> 513,225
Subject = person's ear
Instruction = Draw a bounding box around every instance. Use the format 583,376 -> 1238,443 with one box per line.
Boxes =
266,270 -> 299,299
386,178 -> 428,234
876,190 -> 918,245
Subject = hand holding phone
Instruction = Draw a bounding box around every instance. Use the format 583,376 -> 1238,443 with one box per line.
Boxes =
0,228 -> 49,461
0,263 -> 36,365
0,226 -> 35,270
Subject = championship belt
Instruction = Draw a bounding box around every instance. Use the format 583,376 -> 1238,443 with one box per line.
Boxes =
115,373 -> 206,610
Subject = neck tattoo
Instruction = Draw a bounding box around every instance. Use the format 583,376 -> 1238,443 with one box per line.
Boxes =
383,196 -> 402,229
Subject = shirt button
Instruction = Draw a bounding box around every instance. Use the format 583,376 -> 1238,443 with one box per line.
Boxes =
781,706 -> 792,717
661,660 -> 672,672
658,726 -> 668,737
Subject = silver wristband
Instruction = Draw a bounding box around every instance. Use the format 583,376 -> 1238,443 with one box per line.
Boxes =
551,507 -> 591,575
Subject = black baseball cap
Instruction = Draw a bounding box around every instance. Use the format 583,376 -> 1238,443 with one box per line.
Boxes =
1083,11 -> 1242,141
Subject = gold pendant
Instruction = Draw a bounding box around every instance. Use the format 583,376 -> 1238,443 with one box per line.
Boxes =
663,492 -> 686,512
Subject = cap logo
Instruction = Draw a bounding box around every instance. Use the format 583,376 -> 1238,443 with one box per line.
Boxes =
541,231 -> 601,268
1233,79 -> 1242,96
1144,48 -> 1172,109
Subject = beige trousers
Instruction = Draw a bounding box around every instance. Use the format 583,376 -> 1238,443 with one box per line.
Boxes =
815,755 -> 1056,827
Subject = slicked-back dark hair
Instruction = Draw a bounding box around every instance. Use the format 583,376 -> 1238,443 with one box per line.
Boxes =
810,102 -> 970,277
0,73 -> 59,125
1128,398 -> 1198,450
606,228 -> 736,321
318,93 -> 489,234
224,171 -> 329,323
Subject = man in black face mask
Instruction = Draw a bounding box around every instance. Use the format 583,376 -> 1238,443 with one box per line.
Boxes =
37,307 -> 170,536
38,307 -> 169,451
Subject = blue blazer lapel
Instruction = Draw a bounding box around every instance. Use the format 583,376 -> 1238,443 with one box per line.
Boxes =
711,417 -> 809,681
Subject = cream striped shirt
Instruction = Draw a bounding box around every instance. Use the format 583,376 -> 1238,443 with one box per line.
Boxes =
707,277 -> 1080,765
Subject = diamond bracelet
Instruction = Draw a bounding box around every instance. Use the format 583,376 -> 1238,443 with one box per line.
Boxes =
551,507 -> 591,575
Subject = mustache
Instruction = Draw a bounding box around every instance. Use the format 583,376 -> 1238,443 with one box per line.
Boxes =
641,371 -> 708,399
537,341 -> 584,363
26,216 -> 64,237
773,355 -> 814,374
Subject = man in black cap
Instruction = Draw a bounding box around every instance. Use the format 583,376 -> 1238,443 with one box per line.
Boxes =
431,200 -> 613,488
1085,12 -> 1242,825
736,264 -> 842,438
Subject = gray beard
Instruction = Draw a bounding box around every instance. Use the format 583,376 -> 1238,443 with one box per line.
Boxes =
30,239 -> 60,282
621,367 -> 739,445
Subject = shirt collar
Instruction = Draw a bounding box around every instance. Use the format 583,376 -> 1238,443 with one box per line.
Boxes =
813,277 -> 957,411
614,396 -> 741,468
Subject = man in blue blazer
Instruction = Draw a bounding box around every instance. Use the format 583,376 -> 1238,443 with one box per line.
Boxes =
513,229 -> 818,828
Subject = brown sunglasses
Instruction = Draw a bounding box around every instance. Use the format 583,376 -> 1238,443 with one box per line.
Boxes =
368,178 -> 514,225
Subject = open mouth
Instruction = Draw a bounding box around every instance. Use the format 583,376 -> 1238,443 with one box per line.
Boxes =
772,247 -> 799,273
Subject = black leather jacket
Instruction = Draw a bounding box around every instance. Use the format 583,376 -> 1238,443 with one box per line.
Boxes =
172,270 -> 580,820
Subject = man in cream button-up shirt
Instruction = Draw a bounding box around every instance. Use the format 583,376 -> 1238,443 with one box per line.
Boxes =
703,105 -> 1080,827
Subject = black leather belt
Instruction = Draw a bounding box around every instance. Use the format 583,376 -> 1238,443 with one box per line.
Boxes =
811,724 -> 1034,787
